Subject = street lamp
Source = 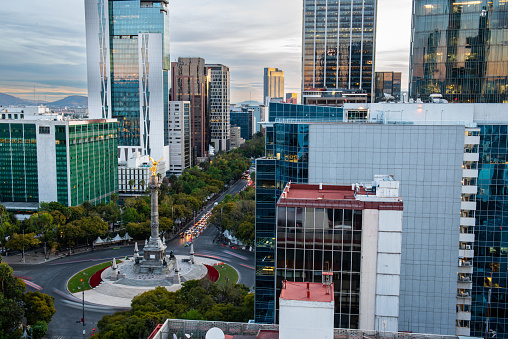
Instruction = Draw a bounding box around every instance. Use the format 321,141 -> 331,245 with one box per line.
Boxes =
80,278 -> 85,338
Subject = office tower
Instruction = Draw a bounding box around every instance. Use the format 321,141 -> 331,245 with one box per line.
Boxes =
301,0 -> 377,104
276,178 -> 403,330
285,93 -> 297,104
410,1 -> 508,103
264,68 -> 285,103
230,110 -> 254,141
254,102 -> 499,335
85,0 -> 170,169
230,126 -> 244,149
171,57 -> 209,162
374,72 -> 402,102
206,64 -> 231,152
0,119 -> 118,210
168,101 -> 192,176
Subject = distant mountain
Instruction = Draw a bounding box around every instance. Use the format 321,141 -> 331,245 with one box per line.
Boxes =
0,93 -> 87,108
0,93 -> 38,106
236,100 -> 263,106
49,96 -> 88,108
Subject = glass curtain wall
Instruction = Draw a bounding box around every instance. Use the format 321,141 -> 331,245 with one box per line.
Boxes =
410,0 -> 508,103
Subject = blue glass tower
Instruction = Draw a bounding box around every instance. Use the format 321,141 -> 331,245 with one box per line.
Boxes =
254,103 -> 344,323
472,124 -> 508,337
85,0 -> 170,165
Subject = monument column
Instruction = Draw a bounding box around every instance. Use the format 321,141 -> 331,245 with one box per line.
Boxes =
149,175 -> 160,241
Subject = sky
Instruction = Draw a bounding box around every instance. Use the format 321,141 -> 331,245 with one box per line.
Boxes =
0,0 -> 412,104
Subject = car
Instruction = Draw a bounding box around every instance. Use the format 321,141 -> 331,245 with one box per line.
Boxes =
214,202 -> 219,206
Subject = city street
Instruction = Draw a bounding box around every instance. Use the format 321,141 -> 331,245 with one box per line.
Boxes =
8,178 -> 254,339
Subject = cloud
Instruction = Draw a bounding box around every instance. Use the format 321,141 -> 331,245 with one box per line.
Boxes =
0,0 -> 412,102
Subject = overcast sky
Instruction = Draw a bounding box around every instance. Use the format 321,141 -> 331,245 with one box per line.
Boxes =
0,0 -> 412,103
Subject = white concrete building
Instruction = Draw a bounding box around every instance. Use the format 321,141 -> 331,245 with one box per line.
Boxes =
279,281 -> 334,339
0,106 -> 63,121
206,64 -> 230,152
118,152 -> 165,195
168,101 -> 191,176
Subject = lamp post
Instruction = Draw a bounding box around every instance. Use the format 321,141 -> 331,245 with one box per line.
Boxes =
80,279 -> 85,338
22,228 -> 25,263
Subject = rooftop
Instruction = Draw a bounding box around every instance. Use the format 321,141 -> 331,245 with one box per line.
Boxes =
277,181 -> 403,211
279,281 -> 334,303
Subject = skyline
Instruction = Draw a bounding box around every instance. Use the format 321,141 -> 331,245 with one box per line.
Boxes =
0,0 -> 411,103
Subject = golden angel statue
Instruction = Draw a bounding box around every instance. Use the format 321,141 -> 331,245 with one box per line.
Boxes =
148,156 -> 164,177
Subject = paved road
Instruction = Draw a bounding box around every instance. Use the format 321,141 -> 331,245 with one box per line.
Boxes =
9,178 -> 254,339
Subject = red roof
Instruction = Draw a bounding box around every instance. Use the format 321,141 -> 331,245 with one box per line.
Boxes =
257,329 -> 280,339
277,183 -> 403,211
279,281 -> 334,303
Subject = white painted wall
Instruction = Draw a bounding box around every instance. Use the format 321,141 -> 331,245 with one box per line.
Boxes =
359,209 -> 379,330
36,123 -> 58,203
279,299 -> 334,339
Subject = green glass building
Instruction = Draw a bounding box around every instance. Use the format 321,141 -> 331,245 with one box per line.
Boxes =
0,119 -> 118,211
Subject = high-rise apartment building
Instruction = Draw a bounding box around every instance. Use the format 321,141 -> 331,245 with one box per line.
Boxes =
168,101 -> 191,176
409,0 -> 508,103
85,0 -> 170,168
171,57 -> 209,162
302,0 -> 377,104
264,68 -> 285,103
207,64 -> 230,153
0,119 -> 118,210
374,72 -> 401,102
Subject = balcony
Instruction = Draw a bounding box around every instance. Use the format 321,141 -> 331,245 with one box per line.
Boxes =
461,185 -> 477,195
464,136 -> 480,145
462,169 -> 478,178
460,217 -> 476,226
458,265 -> 473,274
459,249 -> 474,258
456,326 -> 471,336
463,152 -> 479,162
458,281 -> 473,290
461,201 -> 476,211
456,311 -> 471,321
459,233 -> 475,243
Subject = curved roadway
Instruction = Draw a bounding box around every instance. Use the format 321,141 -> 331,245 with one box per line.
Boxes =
10,178 -> 254,339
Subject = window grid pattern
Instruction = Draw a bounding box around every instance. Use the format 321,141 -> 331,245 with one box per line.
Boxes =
0,123 -> 38,202
276,206 -> 363,329
410,0 -> 508,103
471,124 -> 508,336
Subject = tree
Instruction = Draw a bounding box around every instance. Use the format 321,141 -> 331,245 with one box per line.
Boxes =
23,291 -> 56,325
139,180 -> 146,191
0,258 -> 25,338
128,179 -> 135,191
5,233 -> 40,252
31,321 -> 48,339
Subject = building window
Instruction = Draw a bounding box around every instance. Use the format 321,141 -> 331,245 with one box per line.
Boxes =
39,126 -> 50,134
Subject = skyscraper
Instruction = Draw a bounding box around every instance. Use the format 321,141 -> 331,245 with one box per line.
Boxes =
171,57 -> 209,162
85,0 -> 170,168
410,0 -> 508,103
207,64 -> 230,153
302,0 -> 377,104
374,72 -> 402,102
264,68 -> 285,102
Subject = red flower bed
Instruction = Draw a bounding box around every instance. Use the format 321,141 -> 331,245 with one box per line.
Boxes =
204,264 -> 219,282
89,265 -> 112,288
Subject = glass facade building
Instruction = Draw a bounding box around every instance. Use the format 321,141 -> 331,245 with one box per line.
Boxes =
85,0 -> 170,166
302,0 -> 377,99
0,120 -> 118,209
171,57 -> 209,161
255,103 -> 344,324
374,72 -> 402,102
230,111 -> 254,142
472,124 -> 508,336
410,0 -> 508,103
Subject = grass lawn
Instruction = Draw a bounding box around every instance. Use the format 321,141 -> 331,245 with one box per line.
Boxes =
68,260 -> 121,293
215,264 -> 239,286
